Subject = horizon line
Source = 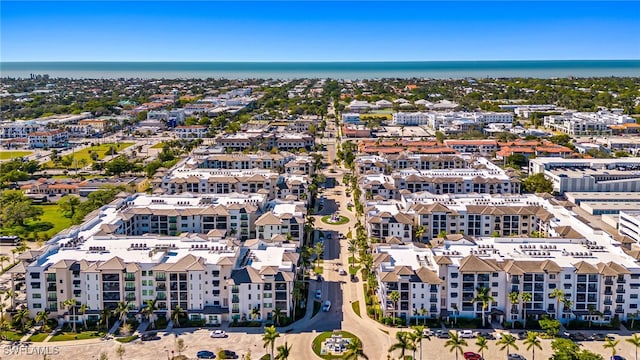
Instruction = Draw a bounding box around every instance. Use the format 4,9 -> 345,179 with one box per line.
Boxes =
3,59 -> 640,64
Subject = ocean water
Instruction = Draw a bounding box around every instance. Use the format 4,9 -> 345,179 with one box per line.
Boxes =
1,60 -> 639,80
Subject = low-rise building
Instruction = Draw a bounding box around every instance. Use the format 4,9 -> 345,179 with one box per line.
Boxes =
529,157 -> 640,194
174,125 -> 209,139
619,211 -> 640,244
28,130 -> 68,148
443,140 -> 498,156
342,113 -> 362,125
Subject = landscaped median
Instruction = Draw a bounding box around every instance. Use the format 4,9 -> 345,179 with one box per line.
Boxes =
311,330 -> 361,359
321,214 -> 349,225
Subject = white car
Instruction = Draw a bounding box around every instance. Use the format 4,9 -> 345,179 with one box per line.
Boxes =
315,289 -> 322,299
338,268 -> 346,275
210,330 -> 228,338
458,330 -> 475,338
322,300 -> 331,312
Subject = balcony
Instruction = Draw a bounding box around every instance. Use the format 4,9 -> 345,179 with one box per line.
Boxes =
47,295 -> 57,301
156,293 -> 167,301
616,299 -> 625,304
156,284 -> 166,291
616,288 -> 625,294
155,275 -> 166,281
47,285 -> 57,292
615,308 -> 624,314
617,278 -> 626,284
605,279 -> 614,285
232,295 -> 239,303
604,290 -> 613,295
232,287 -> 239,294
125,286 -> 135,291
125,294 -> 136,302
511,279 -> 520,284
604,310 -> 612,315
604,299 -> 612,305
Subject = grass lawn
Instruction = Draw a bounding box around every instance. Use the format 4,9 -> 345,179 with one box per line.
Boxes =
352,301 -> 361,318
1,330 -> 24,341
150,142 -> 166,149
314,266 -> 323,275
28,332 -> 50,342
348,266 -> 360,276
49,331 -> 104,342
312,331 -> 359,359
0,150 -> 32,160
32,204 -> 73,238
45,142 -> 133,169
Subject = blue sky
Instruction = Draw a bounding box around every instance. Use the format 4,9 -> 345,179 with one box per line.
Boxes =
1,1 -> 639,61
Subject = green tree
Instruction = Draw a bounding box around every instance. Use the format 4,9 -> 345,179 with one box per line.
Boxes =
549,288 -> 565,324
539,317 -> 561,337
521,292 -> 532,325
626,333 -> 640,360
388,331 -> 415,359
524,331 -> 542,360
262,325 -> 280,360
78,303 -> 88,330
63,298 -> 77,332
275,341 -> 292,360
435,131 -> 445,143
472,286 -> 494,327
388,291 -> 400,324
58,195 -> 81,217
508,291 -> 520,328
104,156 -> 134,176
344,337 -> 368,360
35,310 -> 50,332
411,325 -> 429,360
115,301 -> 129,326
444,331 -> 467,360
603,338 -> 620,357
0,190 -> 43,227
476,336 -> 489,360
497,333 -> 518,356
506,153 -> 528,168
171,305 -> 186,327
522,173 -> 553,193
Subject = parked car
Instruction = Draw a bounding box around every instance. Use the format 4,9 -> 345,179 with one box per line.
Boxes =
196,350 -> 215,359
435,330 -> 450,339
611,356 -> 626,360
517,331 -> 528,340
322,300 -> 332,312
590,333 -> 607,341
478,332 -> 495,340
458,330 -> 476,338
140,331 -> 159,341
571,332 -> 589,341
507,354 -> 526,360
422,329 -> 434,337
464,352 -> 482,360
222,350 -> 238,359
350,274 -> 357,282
338,267 -> 346,275
210,330 -> 228,338
315,289 -> 322,299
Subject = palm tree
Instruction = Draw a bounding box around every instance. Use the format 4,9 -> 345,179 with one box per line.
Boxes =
115,301 -> 129,326
171,305 -> 186,327
629,310 -> 639,330
626,333 -> 640,360
414,225 -> 425,242
419,307 -> 428,325
251,307 -> 261,321
13,308 -> 29,331
348,238 -> 358,267
412,325 -> 429,360
549,288 -> 565,323
142,299 -> 157,329
524,331 -> 542,360
314,241 -> 324,269
99,308 -> 112,331
444,331 -> 467,360
272,308 -> 284,327
587,304 -> 596,329
291,281 -> 304,321
388,291 -> 400,324
63,298 -> 77,332
388,331 -> 415,359
35,310 -> 50,332
78,304 -> 88,330
262,325 -> 280,360
497,333 -> 519,356
521,292 -> 532,326
561,298 -> 574,323
275,341 -> 292,360
508,291 -> 520,329
0,255 -> 9,271
4,289 -> 15,310
604,338 -> 620,357
344,337 -> 368,360
472,286 -> 494,328
476,336 -> 488,360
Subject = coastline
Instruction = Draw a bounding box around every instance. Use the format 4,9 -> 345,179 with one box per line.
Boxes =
1,60 -> 639,80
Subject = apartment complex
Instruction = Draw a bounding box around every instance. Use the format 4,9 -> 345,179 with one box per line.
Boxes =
619,211 -> 640,245
544,110 -> 635,136
24,193 -> 300,324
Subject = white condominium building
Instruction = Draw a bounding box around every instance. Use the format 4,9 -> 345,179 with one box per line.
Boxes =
365,201 -> 414,243
619,211 -> 640,245
393,112 -> 429,126
544,110 -> 634,136
24,193 -> 299,325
